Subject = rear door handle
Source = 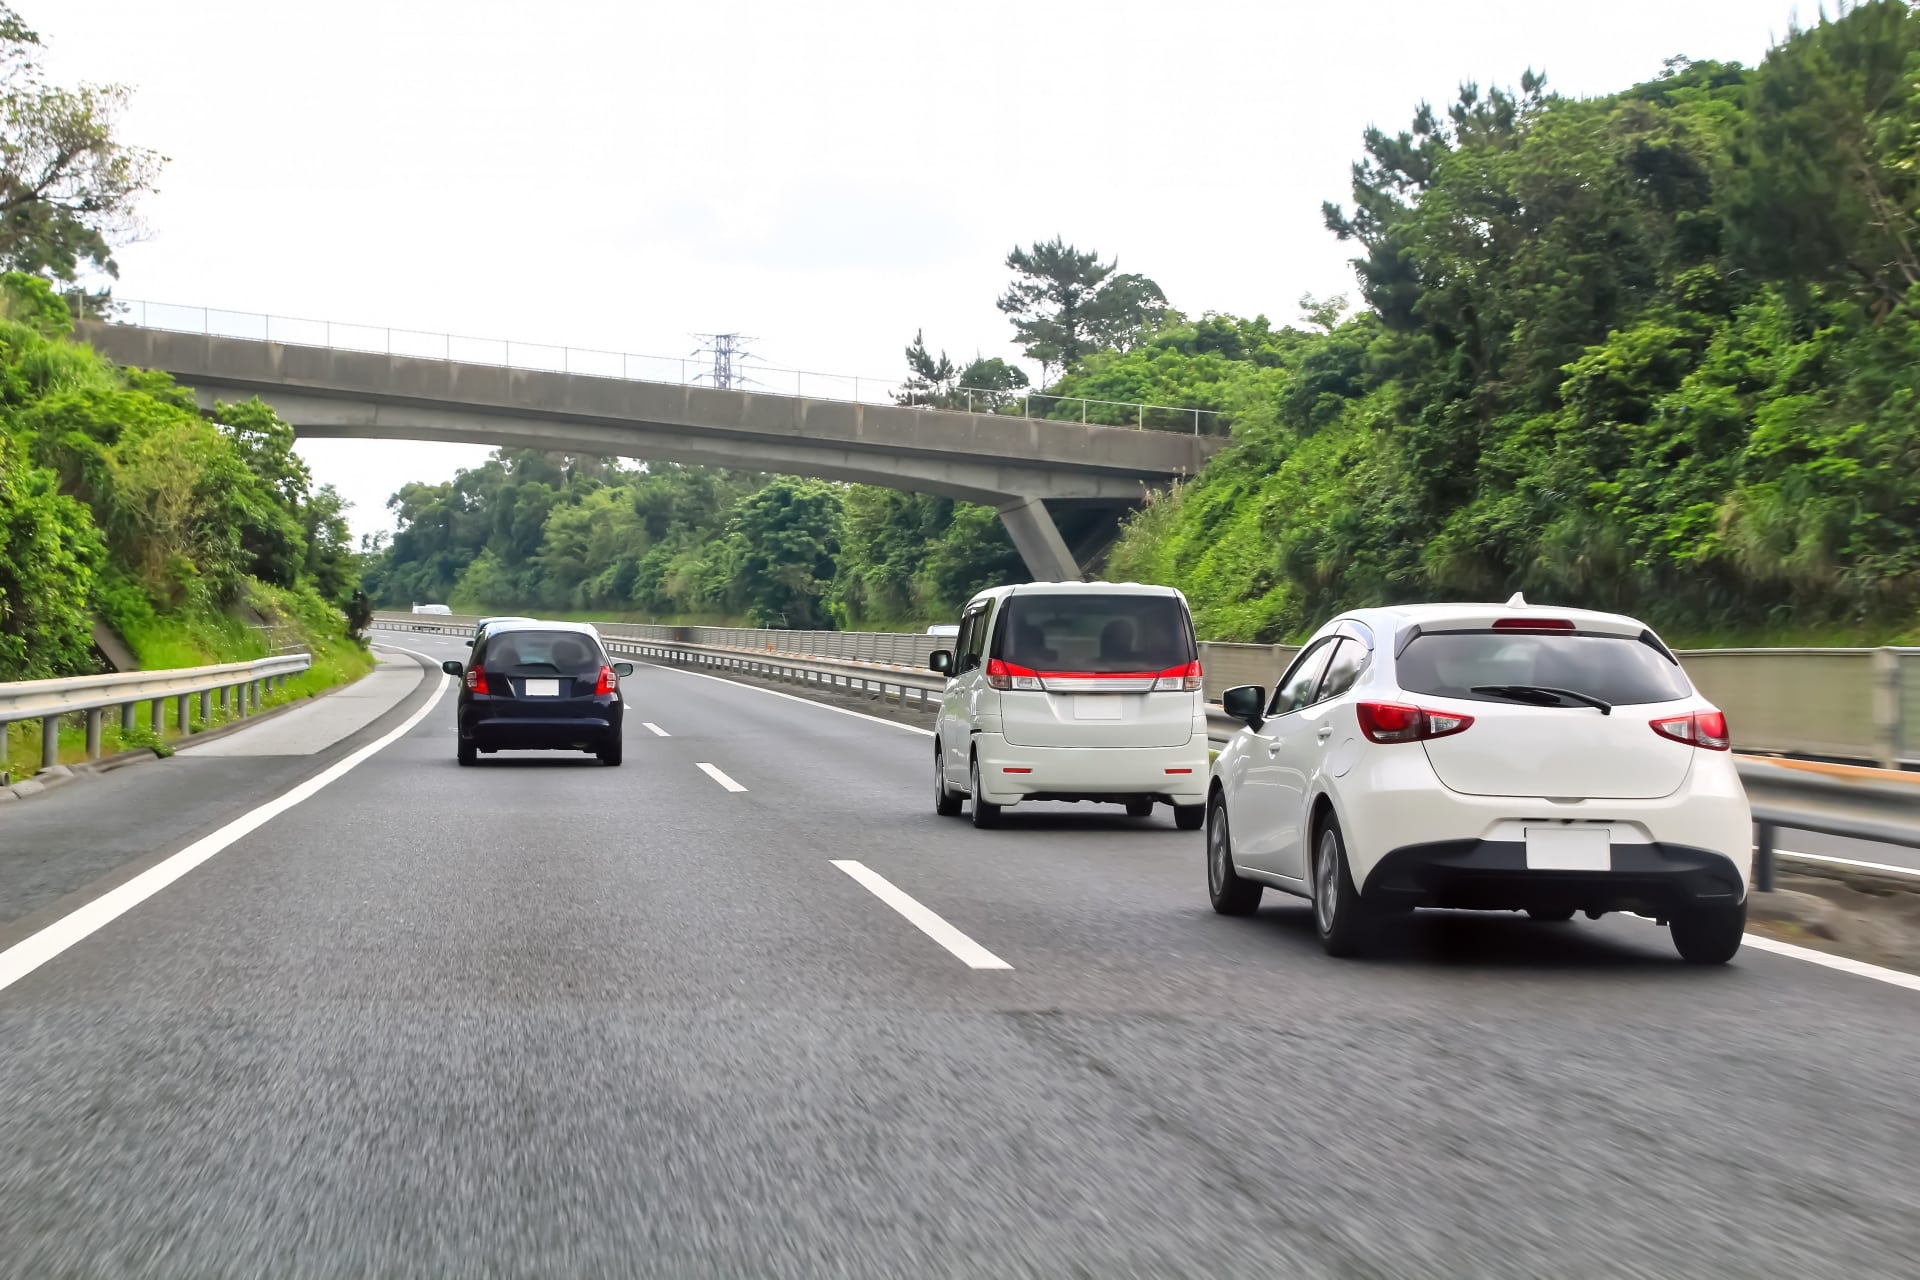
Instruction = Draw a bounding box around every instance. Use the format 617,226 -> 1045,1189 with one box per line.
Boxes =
1316,726 -> 1334,742
1266,741 -> 1283,756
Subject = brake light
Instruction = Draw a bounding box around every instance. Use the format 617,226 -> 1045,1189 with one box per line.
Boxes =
595,665 -> 617,696
1356,701 -> 1474,744
1492,618 -> 1576,631
1650,710 -> 1730,751
1151,660 -> 1204,692
465,667 -> 489,694
986,658 -> 1043,691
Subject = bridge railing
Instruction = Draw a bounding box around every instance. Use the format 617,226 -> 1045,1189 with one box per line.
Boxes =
100,301 -> 1230,436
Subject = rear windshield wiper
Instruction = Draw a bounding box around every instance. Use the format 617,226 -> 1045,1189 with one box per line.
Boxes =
1469,684 -> 1613,715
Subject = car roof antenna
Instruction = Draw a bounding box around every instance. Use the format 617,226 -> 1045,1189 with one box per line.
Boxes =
1506,591 -> 1527,608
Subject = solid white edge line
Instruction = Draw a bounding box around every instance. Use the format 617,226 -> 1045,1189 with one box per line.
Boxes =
1775,848 -> 1920,879
0,671 -> 454,996
830,859 -> 1011,971
642,722 -> 670,737
639,659 -> 934,736
1738,934 -> 1920,993
696,762 -> 748,792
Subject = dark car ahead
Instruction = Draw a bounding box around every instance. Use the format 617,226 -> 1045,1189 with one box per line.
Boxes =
442,622 -> 632,767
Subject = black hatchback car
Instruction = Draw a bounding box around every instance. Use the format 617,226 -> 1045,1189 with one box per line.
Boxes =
442,622 -> 632,766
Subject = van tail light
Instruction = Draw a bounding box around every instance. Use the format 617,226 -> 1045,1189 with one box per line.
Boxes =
595,665 -> 618,696
1492,617 -> 1576,631
465,667 -> 489,694
1356,701 -> 1474,744
986,658 -> 1043,691
1650,710 -> 1730,751
1151,660 -> 1204,692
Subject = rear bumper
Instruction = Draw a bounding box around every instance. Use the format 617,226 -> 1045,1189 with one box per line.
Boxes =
972,733 -> 1208,805
464,711 -> 619,750
1364,839 -> 1747,914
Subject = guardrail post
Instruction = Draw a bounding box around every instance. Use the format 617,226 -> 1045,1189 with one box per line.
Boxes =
175,695 -> 190,733
41,714 -> 59,768
199,690 -> 211,725
121,700 -> 136,733
236,683 -> 249,717
85,709 -> 103,760
149,698 -> 162,735
1754,821 -> 1776,893
1873,647 -> 1901,769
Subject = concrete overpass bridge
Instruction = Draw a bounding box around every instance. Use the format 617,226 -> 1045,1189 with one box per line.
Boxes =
81,317 -> 1224,582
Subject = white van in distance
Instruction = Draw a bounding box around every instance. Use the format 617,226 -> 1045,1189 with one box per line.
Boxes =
930,582 -> 1209,830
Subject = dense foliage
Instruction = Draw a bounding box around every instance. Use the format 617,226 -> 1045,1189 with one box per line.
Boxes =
1111,2 -> 1920,642
0,274 -> 358,679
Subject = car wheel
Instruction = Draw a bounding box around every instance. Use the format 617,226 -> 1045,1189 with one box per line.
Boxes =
1125,798 -> 1154,819
1207,793 -> 1263,916
1528,907 -> 1576,923
1174,803 -> 1205,831
598,736 -> 623,767
457,737 -> 476,767
1312,815 -> 1375,957
969,756 -> 1001,829
1670,899 -> 1746,964
933,744 -> 963,816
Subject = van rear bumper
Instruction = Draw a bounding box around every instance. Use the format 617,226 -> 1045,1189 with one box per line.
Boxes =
971,734 -> 1209,806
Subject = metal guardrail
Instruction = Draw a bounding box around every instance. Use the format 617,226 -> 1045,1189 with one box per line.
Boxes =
0,653 -> 312,775
109,301 -> 1229,435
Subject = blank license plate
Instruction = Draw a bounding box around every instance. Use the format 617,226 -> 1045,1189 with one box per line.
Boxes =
522,678 -> 561,697
1073,696 -> 1122,720
1525,826 -> 1610,871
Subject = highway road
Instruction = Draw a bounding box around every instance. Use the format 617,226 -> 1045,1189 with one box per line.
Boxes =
2,635 -> 1917,1278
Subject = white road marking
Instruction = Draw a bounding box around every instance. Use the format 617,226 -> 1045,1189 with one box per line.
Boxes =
639,660 -> 934,735
831,859 -> 1012,971
642,722 -> 671,737
0,669 -> 454,996
696,762 -> 747,792
1739,935 -> 1920,994
1776,848 -> 1920,879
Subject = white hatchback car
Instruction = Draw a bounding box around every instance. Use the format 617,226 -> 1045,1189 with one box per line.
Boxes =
930,582 -> 1210,829
1206,597 -> 1752,963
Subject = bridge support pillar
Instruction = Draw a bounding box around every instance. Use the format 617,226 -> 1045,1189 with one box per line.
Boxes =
996,496 -> 1082,583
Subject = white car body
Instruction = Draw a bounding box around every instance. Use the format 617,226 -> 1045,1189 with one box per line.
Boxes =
1207,598 -> 1753,959
932,582 -> 1210,826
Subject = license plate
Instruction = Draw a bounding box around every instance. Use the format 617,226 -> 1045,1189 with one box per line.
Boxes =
1073,695 -> 1122,720
1525,826 -> 1610,871
522,678 -> 561,697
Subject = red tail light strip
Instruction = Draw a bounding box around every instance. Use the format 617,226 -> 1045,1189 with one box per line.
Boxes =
986,659 -> 1202,692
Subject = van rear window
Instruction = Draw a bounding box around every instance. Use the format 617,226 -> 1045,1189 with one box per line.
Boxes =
1397,632 -> 1690,706
997,595 -> 1194,673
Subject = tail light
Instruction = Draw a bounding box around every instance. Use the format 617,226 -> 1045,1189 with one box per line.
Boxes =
1492,618 -> 1576,631
986,658 -> 1043,691
1650,710 -> 1730,751
1356,700 -> 1474,744
465,667 -> 489,694
595,665 -> 618,696
1151,660 -> 1204,692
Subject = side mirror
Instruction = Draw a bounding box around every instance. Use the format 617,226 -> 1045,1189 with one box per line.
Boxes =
613,661 -> 635,677
1222,684 -> 1265,728
441,659 -> 464,677
929,649 -> 954,676
466,637 -> 476,647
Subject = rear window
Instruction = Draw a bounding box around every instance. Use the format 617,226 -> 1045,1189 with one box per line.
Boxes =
1397,632 -> 1690,706
996,594 -> 1194,673
482,630 -> 603,675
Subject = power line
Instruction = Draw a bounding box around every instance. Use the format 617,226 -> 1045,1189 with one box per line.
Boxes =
690,332 -> 760,390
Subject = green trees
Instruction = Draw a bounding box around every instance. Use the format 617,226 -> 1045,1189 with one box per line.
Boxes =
997,237 -> 1169,376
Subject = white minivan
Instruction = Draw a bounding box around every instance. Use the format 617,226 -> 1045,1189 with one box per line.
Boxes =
929,582 -> 1210,829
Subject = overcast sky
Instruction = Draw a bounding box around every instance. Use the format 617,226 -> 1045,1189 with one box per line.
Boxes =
44,0 -> 1799,541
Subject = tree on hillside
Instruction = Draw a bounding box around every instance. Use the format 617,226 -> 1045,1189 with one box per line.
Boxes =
996,237 -> 1168,376
729,477 -> 842,628
896,329 -> 1029,411
0,5 -> 165,297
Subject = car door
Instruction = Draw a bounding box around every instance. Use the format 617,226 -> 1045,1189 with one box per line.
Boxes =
940,601 -> 991,784
1268,637 -> 1368,880
1233,637 -> 1336,875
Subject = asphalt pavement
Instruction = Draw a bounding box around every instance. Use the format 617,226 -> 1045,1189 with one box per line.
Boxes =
1,634 -> 1917,1278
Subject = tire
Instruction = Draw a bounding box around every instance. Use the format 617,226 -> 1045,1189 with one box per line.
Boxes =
969,755 -> 1001,829
598,736 -> 623,767
457,736 -> 476,767
1174,803 -> 1205,831
1125,798 -> 1155,819
1206,793 -> 1263,916
933,744 -> 963,816
1312,815 -> 1375,957
1670,899 -> 1746,964
1528,907 -> 1576,923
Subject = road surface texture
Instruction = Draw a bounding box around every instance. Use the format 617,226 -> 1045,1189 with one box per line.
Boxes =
1,635 -> 1916,1278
